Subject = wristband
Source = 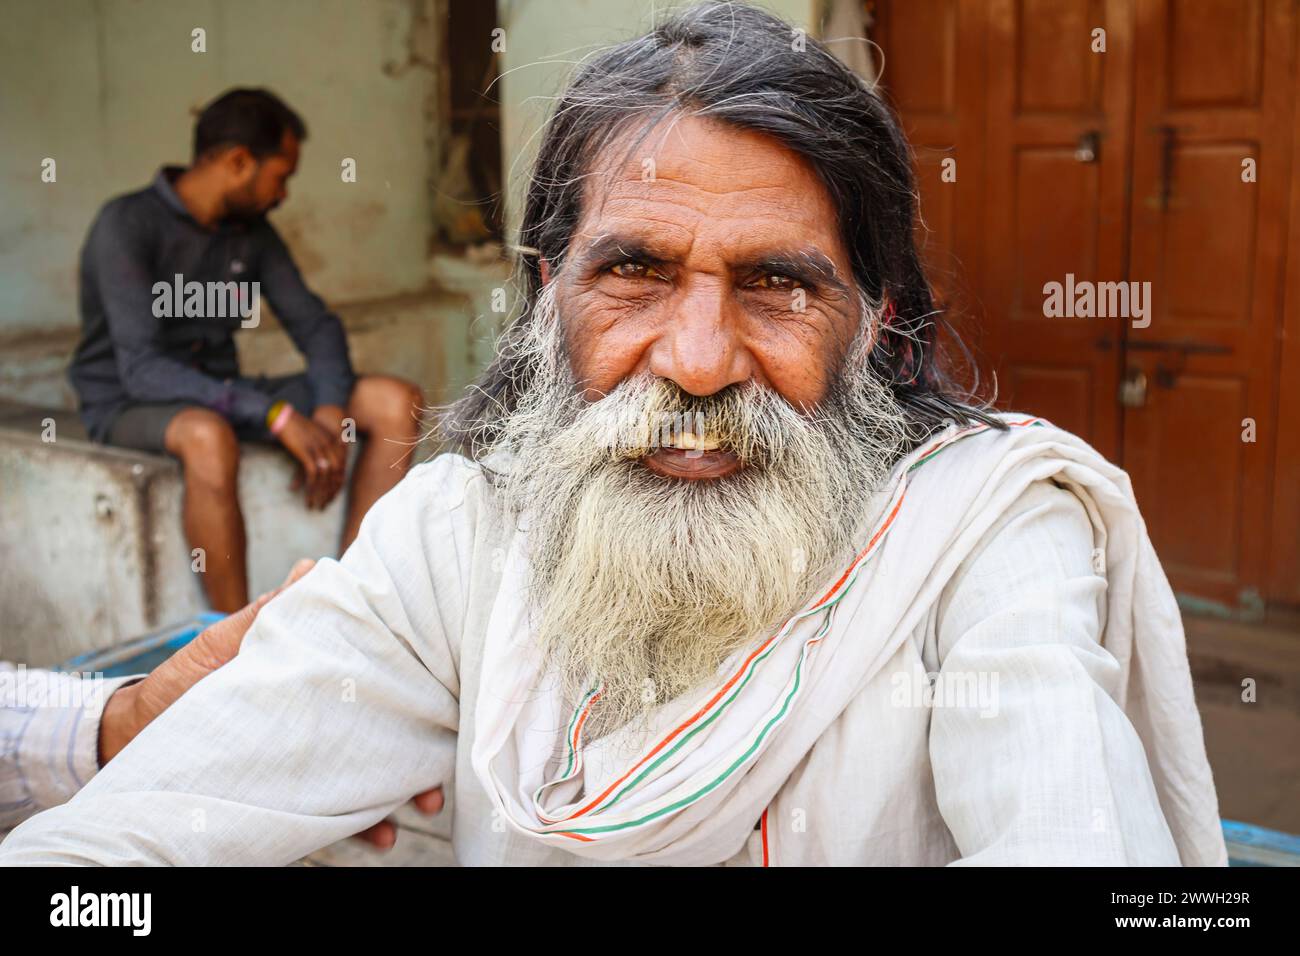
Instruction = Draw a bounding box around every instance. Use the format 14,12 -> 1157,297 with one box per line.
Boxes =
268,401 -> 295,437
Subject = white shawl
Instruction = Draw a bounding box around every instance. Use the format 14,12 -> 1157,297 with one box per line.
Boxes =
471,415 -> 1227,866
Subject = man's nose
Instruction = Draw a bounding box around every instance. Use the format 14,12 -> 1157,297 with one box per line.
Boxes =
647,286 -> 753,397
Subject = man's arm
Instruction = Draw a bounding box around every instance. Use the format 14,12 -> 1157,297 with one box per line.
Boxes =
0,668 -> 141,831
0,459 -> 466,865
928,479 -> 1181,866
257,226 -> 355,411
87,204 -> 273,429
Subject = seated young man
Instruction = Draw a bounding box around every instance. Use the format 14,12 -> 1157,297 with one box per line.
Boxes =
68,88 -> 424,612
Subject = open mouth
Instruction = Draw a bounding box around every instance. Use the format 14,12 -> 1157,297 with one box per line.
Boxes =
642,431 -> 742,479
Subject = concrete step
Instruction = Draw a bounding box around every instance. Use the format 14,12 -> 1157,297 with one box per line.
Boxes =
0,399 -> 349,666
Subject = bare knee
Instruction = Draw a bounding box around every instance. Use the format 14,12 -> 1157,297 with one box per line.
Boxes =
350,376 -> 425,436
166,409 -> 240,489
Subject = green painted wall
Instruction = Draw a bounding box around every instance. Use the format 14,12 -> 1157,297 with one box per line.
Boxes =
496,0 -> 817,243
0,0 -> 440,338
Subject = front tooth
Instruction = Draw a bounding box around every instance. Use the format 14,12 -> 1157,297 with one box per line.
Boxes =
671,431 -> 720,451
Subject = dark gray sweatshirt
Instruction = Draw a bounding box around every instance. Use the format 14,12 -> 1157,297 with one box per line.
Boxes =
69,167 -> 354,440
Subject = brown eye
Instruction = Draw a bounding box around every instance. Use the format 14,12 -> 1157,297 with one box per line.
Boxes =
611,260 -> 670,278
753,273 -> 802,291
610,261 -> 663,280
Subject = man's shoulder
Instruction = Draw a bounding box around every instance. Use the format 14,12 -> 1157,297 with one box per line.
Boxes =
393,452 -> 498,518
895,412 -> 1107,537
907,412 -> 1094,474
89,184 -> 165,241
348,453 -> 504,577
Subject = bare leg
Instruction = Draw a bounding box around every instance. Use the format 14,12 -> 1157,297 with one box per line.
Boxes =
341,375 -> 425,550
164,408 -> 248,612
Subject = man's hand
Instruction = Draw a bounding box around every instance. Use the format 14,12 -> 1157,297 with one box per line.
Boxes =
278,408 -> 347,509
97,559 -> 318,763
95,557 -> 443,851
311,403 -> 347,441
353,787 -> 445,850
312,404 -> 351,507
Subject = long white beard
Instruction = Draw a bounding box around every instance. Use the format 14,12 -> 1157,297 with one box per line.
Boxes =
488,284 -> 913,736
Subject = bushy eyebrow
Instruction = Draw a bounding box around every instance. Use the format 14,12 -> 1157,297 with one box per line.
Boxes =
579,235 -> 672,271
733,249 -> 852,298
576,233 -> 852,298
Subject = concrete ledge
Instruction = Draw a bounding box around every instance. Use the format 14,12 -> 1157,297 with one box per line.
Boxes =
0,284 -> 474,412
0,400 -> 349,665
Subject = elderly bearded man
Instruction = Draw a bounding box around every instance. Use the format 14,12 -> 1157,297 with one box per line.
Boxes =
0,3 -> 1225,867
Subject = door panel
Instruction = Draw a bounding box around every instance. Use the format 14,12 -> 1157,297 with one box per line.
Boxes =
1166,0 -> 1263,108
1016,0 -> 1106,112
1157,144 -> 1258,323
1008,365 -> 1095,432
1124,373 -> 1247,581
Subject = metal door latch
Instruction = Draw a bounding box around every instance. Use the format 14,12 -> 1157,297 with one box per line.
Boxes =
1120,368 -> 1148,407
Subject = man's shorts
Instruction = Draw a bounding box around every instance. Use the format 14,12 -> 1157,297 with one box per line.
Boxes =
103,373 -> 317,456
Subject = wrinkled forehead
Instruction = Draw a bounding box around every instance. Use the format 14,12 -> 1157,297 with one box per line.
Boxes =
565,113 -> 855,281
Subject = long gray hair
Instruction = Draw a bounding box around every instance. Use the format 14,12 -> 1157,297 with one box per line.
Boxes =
443,0 -> 1002,456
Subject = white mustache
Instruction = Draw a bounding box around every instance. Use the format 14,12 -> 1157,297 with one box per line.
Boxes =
568,375 -> 814,470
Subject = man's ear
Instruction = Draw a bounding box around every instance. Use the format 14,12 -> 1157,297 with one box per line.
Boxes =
222,145 -> 258,183
539,258 -> 552,286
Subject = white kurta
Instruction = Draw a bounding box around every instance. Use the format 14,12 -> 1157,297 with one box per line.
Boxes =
0,419 -> 1226,866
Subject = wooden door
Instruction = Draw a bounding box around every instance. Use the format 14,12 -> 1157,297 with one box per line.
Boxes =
980,0 -> 1135,462
873,0 -> 1134,458
1124,0 -> 1296,607
868,0 -> 986,312
1268,39 -> 1300,606
871,0 -> 1299,610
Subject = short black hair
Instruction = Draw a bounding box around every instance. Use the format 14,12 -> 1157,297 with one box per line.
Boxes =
192,88 -> 307,162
